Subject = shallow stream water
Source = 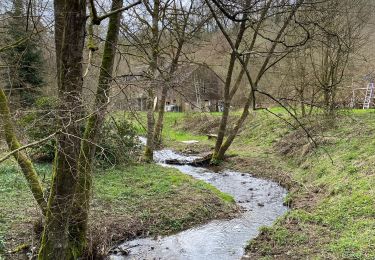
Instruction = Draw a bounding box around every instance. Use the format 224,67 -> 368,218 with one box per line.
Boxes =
110,147 -> 288,260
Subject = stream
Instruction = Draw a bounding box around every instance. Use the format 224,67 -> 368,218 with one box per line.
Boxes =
110,146 -> 288,260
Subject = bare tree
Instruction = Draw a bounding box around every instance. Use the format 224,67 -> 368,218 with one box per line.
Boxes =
153,0 -> 209,144
308,0 -> 368,115
205,0 -> 311,162
278,47 -> 318,117
121,0 -> 206,160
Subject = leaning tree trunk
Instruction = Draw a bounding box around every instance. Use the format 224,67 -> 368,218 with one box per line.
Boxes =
216,90 -> 253,160
0,88 -> 47,213
210,14 -> 247,164
69,0 -> 124,254
38,1 -> 86,259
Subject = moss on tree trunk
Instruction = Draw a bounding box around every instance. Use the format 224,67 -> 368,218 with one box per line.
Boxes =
70,0 -> 124,254
0,88 -> 46,214
38,1 -> 87,258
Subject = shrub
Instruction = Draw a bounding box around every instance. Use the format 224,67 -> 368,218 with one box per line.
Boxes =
20,98 -> 140,166
19,96 -> 58,162
95,118 -> 141,167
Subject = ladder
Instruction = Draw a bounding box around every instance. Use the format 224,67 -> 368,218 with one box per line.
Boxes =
363,83 -> 374,109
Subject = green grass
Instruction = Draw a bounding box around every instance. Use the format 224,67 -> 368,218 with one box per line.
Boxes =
113,111 -> 213,142
92,164 -> 235,236
148,108 -> 375,259
233,110 -> 375,259
0,162 -> 51,229
0,160 -> 236,257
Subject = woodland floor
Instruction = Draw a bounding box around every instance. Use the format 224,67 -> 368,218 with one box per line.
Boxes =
0,160 -> 237,259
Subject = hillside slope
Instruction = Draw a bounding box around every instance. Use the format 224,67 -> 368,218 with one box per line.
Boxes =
163,110 -> 375,259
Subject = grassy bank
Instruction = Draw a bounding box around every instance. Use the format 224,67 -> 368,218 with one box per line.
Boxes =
114,111 -> 216,145
238,110 -> 375,260
0,160 -> 236,258
154,110 -> 375,259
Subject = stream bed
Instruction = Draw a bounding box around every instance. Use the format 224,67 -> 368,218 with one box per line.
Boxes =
110,148 -> 288,260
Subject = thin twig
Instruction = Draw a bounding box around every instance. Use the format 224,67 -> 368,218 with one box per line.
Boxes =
0,132 -> 59,163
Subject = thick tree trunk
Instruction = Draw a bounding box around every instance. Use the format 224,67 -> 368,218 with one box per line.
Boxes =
0,88 -> 46,214
38,1 -> 86,259
69,0 -> 124,255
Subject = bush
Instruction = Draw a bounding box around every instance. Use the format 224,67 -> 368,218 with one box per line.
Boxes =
19,96 -> 58,162
95,118 -> 141,167
20,98 -> 140,166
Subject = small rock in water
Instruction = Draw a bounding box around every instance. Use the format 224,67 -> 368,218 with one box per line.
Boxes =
241,173 -> 246,176
109,247 -> 129,256
257,202 -> 264,207
151,246 -> 155,250
248,188 -> 253,191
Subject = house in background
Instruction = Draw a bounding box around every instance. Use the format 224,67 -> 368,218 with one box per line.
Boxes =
112,64 -> 224,112
163,64 -> 224,112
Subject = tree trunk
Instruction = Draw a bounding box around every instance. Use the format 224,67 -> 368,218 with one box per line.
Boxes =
298,88 -> 306,117
211,33 -> 246,163
0,88 -> 46,214
144,0 -> 160,162
153,35 -> 184,145
38,1 -> 86,259
301,100 -> 306,117
323,88 -> 331,115
145,87 -> 155,161
216,91 -> 252,160
69,0 -> 124,255
153,85 -> 168,144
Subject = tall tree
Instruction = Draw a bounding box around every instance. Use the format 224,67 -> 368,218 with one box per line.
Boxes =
309,0 -> 368,115
2,0 -> 44,106
41,0 -> 140,257
153,0 -> 207,144
206,0 -> 311,162
38,0 -> 87,258
1,0 -> 140,258
121,0 -> 206,159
